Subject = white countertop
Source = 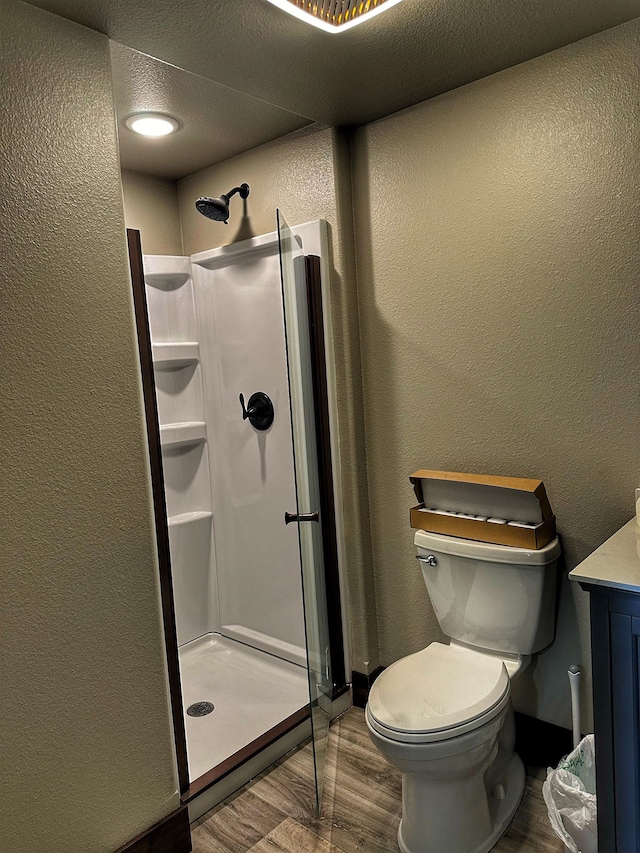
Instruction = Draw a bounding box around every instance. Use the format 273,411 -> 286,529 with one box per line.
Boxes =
569,519 -> 640,593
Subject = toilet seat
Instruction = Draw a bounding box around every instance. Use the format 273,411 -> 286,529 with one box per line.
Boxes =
367,642 -> 510,744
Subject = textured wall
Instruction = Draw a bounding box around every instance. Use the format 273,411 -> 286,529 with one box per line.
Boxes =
179,126 -> 340,257
178,126 -> 379,674
0,3 -> 179,851
121,169 -> 183,254
351,19 -> 640,730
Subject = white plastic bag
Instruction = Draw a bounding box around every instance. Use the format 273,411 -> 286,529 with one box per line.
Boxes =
542,734 -> 597,853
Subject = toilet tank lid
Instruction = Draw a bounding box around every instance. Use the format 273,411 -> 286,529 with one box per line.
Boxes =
368,643 -> 509,736
415,529 -> 561,565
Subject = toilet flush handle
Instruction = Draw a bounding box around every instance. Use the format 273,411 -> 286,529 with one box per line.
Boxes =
416,554 -> 438,567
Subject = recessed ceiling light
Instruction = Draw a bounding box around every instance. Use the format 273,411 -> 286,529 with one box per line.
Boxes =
265,0 -> 403,33
125,113 -> 179,137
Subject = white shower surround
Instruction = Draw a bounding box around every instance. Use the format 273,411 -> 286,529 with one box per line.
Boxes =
143,219 -> 350,672
144,254 -> 214,647
191,229 -> 306,662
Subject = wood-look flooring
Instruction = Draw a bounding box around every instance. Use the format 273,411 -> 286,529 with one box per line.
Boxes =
191,707 -> 564,852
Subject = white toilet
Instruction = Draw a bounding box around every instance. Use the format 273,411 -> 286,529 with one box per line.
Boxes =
366,529 -> 561,853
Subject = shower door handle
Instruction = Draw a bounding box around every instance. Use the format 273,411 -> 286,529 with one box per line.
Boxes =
284,511 -> 319,525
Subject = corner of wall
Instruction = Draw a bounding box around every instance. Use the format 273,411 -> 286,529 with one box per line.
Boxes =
121,168 -> 184,255
331,126 -> 381,676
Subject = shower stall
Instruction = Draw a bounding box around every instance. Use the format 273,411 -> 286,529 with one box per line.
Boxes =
128,215 -> 348,818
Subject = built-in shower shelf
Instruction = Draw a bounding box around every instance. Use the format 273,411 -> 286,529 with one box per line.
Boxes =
160,421 -> 207,448
152,342 -> 200,368
168,510 -> 212,527
143,255 -> 192,289
144,271 -> 190,288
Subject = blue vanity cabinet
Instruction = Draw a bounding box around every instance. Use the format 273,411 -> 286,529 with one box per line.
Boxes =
583,582 -> 640,853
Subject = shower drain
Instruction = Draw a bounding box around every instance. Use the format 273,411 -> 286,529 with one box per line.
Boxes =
187,701 -> 215,717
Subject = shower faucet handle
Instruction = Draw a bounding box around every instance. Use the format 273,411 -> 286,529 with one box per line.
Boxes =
239,391 -> 274,431
239,392 -> 253,419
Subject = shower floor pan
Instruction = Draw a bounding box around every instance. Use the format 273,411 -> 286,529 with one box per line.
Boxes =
179,633 -> 310,784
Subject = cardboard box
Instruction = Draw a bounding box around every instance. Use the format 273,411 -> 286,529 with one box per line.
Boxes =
409,469 -> 556,550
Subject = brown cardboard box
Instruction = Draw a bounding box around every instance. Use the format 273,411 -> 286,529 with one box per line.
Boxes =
409,470 -> 556,549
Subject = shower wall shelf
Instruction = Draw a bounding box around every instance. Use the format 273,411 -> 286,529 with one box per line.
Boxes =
143,255 -> 192,289
152,342 -> 200,368
191,230 -> 281,270
160,421 -> 207,448
144,271 -> 190,288
168,510 -> 213,527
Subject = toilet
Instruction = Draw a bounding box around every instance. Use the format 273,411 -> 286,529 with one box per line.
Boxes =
366,529 -> 561,853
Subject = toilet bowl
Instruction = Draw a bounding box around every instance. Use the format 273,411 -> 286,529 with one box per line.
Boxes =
366,643 -> 523,853
366,531 -> 561,853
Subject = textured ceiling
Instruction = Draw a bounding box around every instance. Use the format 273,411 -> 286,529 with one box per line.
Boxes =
25,0 -> 640,127
26,0 -> 640,180
111,43 -> 311,179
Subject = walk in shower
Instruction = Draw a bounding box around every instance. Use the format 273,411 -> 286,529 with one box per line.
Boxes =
128,216 -> 347,816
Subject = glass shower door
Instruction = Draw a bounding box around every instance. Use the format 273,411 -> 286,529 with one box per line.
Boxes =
277,210 -> 333,814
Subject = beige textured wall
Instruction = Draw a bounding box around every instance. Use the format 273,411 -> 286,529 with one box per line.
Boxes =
178,126 -> 379,673
352,19 -> 640,730
0,3 -> 179,851
121,169 -> 183,255
179,126 -> 340,256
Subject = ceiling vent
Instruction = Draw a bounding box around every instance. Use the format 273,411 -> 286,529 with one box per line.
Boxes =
265,0 -> 403,33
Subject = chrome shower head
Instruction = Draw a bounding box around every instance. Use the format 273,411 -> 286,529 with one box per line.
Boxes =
195,183 -> 250,224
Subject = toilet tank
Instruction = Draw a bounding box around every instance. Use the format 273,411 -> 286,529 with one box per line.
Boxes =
415,530 -> 561,655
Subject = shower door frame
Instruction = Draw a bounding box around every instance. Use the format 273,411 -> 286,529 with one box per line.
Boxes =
127,225 -> 348,801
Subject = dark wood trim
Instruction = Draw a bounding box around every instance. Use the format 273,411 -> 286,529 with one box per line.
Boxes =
183,705 -> 310,801
352,666 -> 385,709
127,229 -> 190,794
114,805 -> 191,853
513,712 -> 573,769
304,254 -> 347,692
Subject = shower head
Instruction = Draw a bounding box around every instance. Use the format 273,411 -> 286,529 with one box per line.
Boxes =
195,183 -> 250,224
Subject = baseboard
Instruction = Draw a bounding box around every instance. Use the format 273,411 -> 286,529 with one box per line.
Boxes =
514,712 -> 573,768
352,667 -> 385,708
114,805 -> 191,853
